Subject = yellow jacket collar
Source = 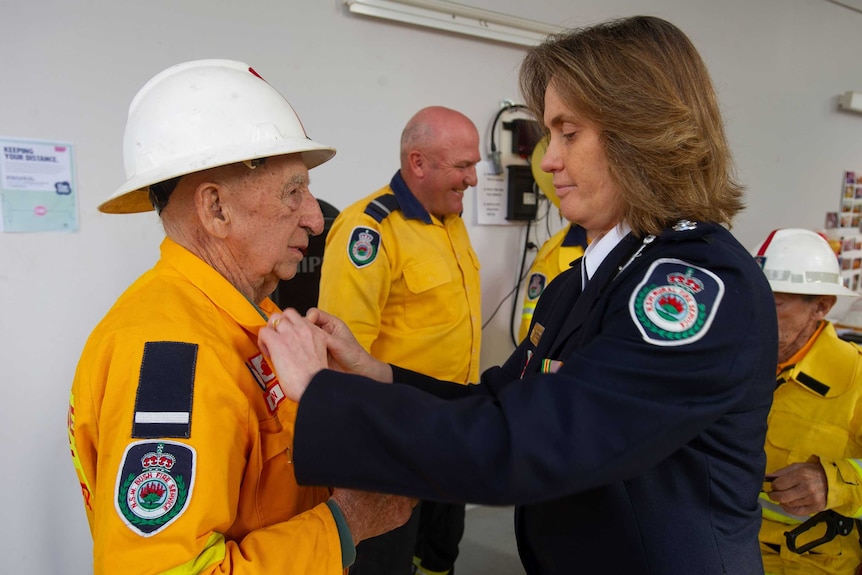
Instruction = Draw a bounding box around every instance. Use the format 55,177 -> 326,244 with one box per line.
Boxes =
779,322 -> 861,397
158,237 -> 278,328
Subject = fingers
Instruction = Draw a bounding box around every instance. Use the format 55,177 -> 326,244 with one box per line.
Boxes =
258,308 -> 328,403
308,307 -> 341,336
776,491 -> 824,517
770,462 -> 826,490
767,462 -> 828,515
258,338 -> 270,357
261,310 -> 311,351
267,308 -> 303,330
304,307 -> 321,326
259,308 -> 392,387
266,308 -> 326,336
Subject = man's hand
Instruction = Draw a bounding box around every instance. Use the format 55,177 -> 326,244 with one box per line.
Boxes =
258,308 -> 327,402
306,308 -> 393,382
766,461 -> 828,516
329,488 -> 418,545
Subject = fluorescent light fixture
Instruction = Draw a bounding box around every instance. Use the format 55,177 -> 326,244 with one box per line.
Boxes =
827,0 -> 862,14
345,0 -> 563,47
839,91 -> 862,114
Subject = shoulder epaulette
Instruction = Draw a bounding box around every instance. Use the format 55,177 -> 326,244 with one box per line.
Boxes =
796,372 -> 830,396
132,341 -> 197,438
363,194 -> 401,223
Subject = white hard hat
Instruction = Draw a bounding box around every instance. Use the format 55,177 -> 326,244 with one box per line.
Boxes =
752,228 -> 858,298
99,59 -> 336,214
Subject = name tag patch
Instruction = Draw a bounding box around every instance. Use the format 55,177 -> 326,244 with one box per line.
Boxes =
629,258 -> 724,346
529,323 -> 545,346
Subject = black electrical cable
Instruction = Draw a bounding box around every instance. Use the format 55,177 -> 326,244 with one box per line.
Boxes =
481,219 -> 535,336
543,194 -> 557,237
481,195 -> 556,348
488,103 -> 530,174
481,285 -> 519,331
481,102 -> 544,345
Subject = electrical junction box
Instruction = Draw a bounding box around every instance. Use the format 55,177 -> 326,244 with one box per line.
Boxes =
506,164 -> 538,221
505,118 -> 542,157
839,91 -> 862,114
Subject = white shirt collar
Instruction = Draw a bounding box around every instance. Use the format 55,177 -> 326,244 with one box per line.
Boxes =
582,222 -> 632,283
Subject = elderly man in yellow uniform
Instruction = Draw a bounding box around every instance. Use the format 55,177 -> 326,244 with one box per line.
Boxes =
67,59 -> 413,575
317,106 -> 481,575
753,228 -> 862,574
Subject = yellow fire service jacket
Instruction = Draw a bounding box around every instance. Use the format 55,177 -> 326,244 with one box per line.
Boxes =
760,321 -> 862,575
318,171 -> 481,384
517,224 -> 588,343
68,238 -> 347,575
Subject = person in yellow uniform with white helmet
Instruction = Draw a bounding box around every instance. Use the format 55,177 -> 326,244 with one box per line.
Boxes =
67,59 -> 414,575
753,228 -> 862,575
518,137 -> 590,343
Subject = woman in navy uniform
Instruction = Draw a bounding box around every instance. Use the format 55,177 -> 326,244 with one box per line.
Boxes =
260,16 -> 777,574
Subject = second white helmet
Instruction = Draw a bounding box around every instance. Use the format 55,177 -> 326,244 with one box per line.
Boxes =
752,228 -> 858,298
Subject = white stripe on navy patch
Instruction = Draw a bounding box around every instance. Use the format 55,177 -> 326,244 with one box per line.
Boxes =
134,412 -> 191,425
132,341 -> 197,438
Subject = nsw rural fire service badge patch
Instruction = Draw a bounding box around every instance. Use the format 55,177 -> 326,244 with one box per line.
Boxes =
348,226 -> 380,268
629,258 -> 724,346
115,440 -> 195,537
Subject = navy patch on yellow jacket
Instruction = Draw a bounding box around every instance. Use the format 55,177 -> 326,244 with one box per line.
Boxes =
347,226 -> 381,268
526,273 -> 547,301
132,341 -> 196,439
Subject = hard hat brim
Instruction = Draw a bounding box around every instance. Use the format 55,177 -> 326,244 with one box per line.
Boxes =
98,145 -> 335,214
769,279 -> 860,298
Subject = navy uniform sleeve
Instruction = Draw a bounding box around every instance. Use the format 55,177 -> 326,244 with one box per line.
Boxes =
294,231 -> 776,505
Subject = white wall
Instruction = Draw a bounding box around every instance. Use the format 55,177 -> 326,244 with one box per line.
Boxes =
0,0 -> 861,572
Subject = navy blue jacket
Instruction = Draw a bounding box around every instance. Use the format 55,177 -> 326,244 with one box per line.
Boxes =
294,222 -> 776,574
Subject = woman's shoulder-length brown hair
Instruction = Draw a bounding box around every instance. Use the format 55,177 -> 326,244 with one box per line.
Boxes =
519,15 -> 744,237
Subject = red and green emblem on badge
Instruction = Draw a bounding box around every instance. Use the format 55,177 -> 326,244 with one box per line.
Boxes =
115,440 -> 195,536
630,258 -> 724,346
527,273 -> 547,300
348,226 -> 381,268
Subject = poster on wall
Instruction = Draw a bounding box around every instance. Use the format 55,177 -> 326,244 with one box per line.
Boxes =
473,160 -> 524,226
838,170 -> 862,229
829,171 -> 862,297
0,136 -> 78,232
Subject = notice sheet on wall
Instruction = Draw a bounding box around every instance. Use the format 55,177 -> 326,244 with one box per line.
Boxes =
475,160 -> 515,225
0,136 -> 78,232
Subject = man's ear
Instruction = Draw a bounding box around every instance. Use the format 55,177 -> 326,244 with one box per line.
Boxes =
407,150 -> 426,178
814,295 -> 838,320
195,182 -> 230,239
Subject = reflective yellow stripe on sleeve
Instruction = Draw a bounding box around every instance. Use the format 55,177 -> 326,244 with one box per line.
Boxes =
521,300 -> 537,321
839,459 -> 862,517
67,392 -> 94,514
759,492 -> 809,525
161,532 -> 226,575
